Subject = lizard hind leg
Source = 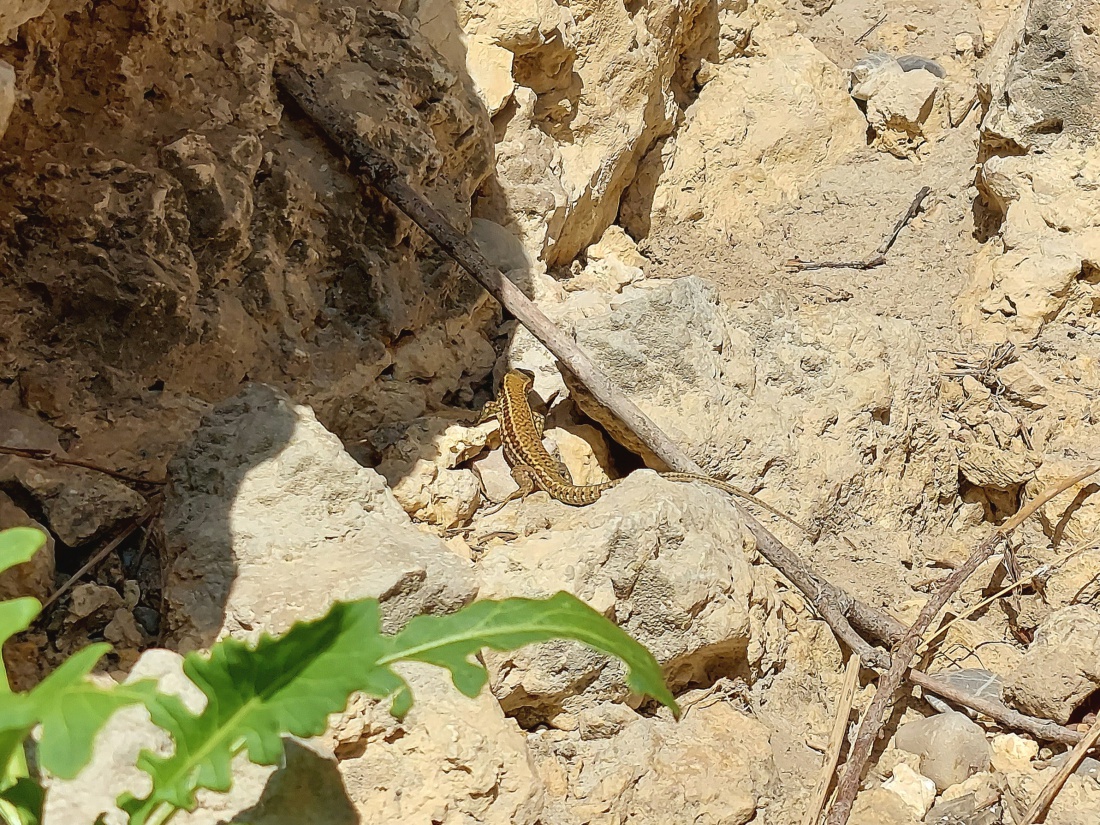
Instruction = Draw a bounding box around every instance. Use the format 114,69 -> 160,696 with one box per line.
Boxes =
480,464 -> 540,516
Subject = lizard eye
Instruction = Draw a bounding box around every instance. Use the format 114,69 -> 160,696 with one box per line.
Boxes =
512,368 -> 536,381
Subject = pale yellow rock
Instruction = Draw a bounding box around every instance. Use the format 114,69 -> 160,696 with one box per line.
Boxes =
957,441 -> 1037,489
377,416 -> 496,527
883,763 -> 937,817
622,19 -> 864,241
991,734 -> 1039,773
864,69 -> 942,157
542,425 -> 613,486
466,36 -> 515,116
849,787 -> 921,825
960,144 -> 1100,342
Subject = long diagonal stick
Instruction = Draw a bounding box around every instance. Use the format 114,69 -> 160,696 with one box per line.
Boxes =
273,64 -> 1082,747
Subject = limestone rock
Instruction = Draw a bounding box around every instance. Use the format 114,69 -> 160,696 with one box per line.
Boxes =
465,36 -> 515,116
991,733 -> 1039,773
330,663 -> 550,824
963,118 -> 1100,343
163,385 -> 477,651
464,0 -> 714,264
883,763 -> 936,817
863,67 -> 942,157
474,473 -> 772,720
1037,547 -> 1100,610
849,787 -> 921,825
980,0 -> 1100,150
1003,764 -> 1100,825
527,701 -> 775,824
1004,605 -> 1100,724
894,711 -> 992,791
622,18 -> 864,241
957,441 -> 1038,490
375,414 -> 496,528
0,457 -> 145,547
563,277 -> 956,540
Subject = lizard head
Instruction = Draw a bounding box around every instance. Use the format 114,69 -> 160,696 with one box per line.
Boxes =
503,368 -> 535,394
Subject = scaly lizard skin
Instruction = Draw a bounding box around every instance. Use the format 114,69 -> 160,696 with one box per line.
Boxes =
478,369 -> 808,534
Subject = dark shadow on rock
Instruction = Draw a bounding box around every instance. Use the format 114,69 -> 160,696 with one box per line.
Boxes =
229,739 -> 358,825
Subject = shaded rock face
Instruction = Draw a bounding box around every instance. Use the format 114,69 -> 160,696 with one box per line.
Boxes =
0,0 -> 496,475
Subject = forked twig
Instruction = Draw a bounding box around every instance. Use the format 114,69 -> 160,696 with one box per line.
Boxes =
786,187 -> 931,271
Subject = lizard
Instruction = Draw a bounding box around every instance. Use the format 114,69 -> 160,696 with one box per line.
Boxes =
476,368 -> 809,535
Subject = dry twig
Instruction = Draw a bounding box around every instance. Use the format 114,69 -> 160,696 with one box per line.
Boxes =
825,465 -> 1100,825
855,13 -> 888,44
274,63 -> 1084,750
786,187 -> 931,271
1022,716 -> 1100,824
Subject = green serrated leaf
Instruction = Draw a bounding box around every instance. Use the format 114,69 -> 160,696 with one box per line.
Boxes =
385,592 -> 678,715
121,592 -> 675,824
120,600 -> 399,823
0,601 -> 41,664
0,776 -> 42,825
0,530 -> 45,580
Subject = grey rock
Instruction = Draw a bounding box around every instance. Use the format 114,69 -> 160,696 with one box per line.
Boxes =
894,711 -> 992,791
981,0 -> 1100,148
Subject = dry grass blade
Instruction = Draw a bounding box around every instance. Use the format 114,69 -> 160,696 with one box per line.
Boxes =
1022,716 -> 1100,824
802,654 -> 861,825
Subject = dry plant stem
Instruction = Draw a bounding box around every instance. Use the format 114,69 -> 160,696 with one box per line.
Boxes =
855,13 -> 888,44
40,498 -> 162,611
786,187 -> 930,271
825,532 -> 1007,825
826,464 -> 1100,825
0,445 -> 165,485
1023,716 -> 1100,824
274,64 -> 1084,748
803,655 -> 862,825
907,669 -> 1079,746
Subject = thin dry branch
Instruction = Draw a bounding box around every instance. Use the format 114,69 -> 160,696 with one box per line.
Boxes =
826,465 -> 1100,825
0,445 -> 165,485
273,63 -> 1084,749
786,187 -> 930,272
1022,716 -> 1100,824
803,654 -> 862,825
855,13 -> 888,44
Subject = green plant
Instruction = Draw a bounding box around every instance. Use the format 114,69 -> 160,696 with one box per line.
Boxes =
0,527 -> 676,825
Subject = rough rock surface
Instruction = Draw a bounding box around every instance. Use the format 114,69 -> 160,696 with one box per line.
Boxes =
473,473 -> 775,720
1004,605 -> 1100,724
527,700 -> 776,825
564,277 -> 957,544
0,0 -> 497,480
163,384 -> 477,650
